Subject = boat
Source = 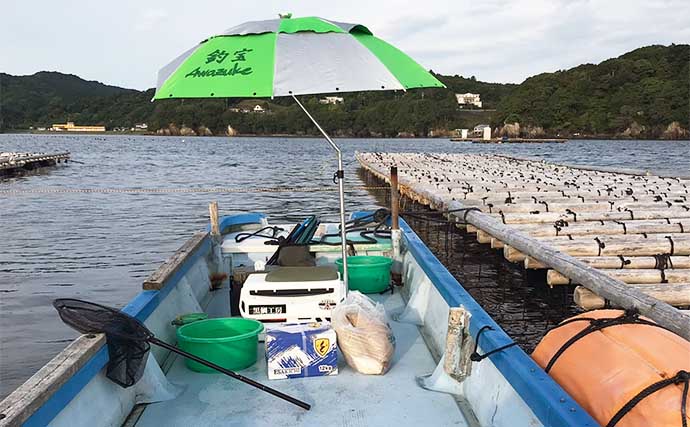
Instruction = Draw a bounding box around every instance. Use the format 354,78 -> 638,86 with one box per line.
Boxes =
5,11 -> 687,425
0,210 -> 599,427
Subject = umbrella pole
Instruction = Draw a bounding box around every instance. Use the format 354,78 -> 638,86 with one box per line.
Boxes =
291,94 -> 349,289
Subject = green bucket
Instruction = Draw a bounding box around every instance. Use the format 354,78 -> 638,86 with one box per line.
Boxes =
336,255 -> 393,294
176,317 -> 264,373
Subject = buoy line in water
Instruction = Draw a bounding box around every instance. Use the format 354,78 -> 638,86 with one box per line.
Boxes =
0,186 -> 390,195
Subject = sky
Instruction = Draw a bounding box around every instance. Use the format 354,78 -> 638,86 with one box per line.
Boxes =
1,0 -> 689,90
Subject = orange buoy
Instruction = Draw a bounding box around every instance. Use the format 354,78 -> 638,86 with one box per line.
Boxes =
532,309 -> 689,427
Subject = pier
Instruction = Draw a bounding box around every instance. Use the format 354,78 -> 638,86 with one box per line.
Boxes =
0,152 -> 71,176
356,152 -> 690,339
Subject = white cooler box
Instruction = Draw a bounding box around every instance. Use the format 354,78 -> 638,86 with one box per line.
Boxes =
239,266 -> 345,322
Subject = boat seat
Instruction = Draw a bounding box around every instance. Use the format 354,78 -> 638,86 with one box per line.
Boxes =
265,266 -> 339,282
275,245 -> 316,267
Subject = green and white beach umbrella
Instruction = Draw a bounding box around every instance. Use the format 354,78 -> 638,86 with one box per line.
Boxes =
154,16 -> 444,287
154,16 -> 445,99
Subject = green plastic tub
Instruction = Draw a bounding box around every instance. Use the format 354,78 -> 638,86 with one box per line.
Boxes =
176,317 -> 264,373
336,255 -> 393,294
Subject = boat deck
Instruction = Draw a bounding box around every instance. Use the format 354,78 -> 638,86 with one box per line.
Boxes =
134,290 -> 468,427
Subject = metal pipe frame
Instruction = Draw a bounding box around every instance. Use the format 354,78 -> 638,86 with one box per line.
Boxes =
292,94 -> 349,288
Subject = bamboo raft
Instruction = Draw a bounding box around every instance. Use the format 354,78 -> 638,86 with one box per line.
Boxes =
356,152 -> 690,339
0,152 -> 71,176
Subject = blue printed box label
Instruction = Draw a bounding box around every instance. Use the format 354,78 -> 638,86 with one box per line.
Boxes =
265,322 -> 338,380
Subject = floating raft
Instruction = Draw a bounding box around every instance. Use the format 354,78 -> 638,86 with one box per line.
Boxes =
0,152 -> 71,176
357,152 -> 690,339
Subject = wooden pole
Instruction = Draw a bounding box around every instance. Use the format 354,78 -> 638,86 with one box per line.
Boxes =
526,255 -> 690,270
511,219 -> 689,238
504,234 -> 690,260
209,201 -> 220,238
463,194 -> 688,206
574,284 -> 690,309
547,268 -> 690,285
476,230 -> 492,243
390,166 -> 399,230
474,201 -> 690,215
494,209 -> 690,225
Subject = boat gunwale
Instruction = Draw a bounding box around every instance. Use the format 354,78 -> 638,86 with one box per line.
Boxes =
0,214 -> 268,427
397,217 -> 598,427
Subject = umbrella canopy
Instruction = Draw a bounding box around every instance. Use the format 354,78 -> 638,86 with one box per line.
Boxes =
153,16 -> 445,289
154,16 -> 445,100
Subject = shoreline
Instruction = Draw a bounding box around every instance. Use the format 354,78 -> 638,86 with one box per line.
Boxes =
2,130 -> 689,141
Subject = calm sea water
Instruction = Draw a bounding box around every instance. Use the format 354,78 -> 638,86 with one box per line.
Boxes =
1,134 -> 688,398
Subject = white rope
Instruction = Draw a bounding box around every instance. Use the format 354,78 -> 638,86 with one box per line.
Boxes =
0,185 -> 389,195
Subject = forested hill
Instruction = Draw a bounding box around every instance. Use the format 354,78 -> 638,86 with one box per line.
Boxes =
0,72 -> 153,132
494,44 -> 690,139
1,44 -> 687,139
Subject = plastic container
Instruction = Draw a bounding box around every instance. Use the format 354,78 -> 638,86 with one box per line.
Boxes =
335,256 -> 393,294
176,317 -> 264,372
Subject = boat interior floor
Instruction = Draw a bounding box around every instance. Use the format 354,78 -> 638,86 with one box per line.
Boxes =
133,288 -> 469,427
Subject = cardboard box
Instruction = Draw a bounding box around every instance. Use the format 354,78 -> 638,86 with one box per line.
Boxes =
265,322 -> 338,380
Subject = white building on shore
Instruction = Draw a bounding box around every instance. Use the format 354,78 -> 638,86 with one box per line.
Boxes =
50,122 -> 105,132
472,124 -> 492,140
455,93 -> 482,108
319,96 -> 344,105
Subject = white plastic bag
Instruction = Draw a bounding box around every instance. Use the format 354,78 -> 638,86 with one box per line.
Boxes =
332,291 -> 396,375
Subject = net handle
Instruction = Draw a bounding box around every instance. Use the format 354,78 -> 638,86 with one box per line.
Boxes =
148,337 -> 311,411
